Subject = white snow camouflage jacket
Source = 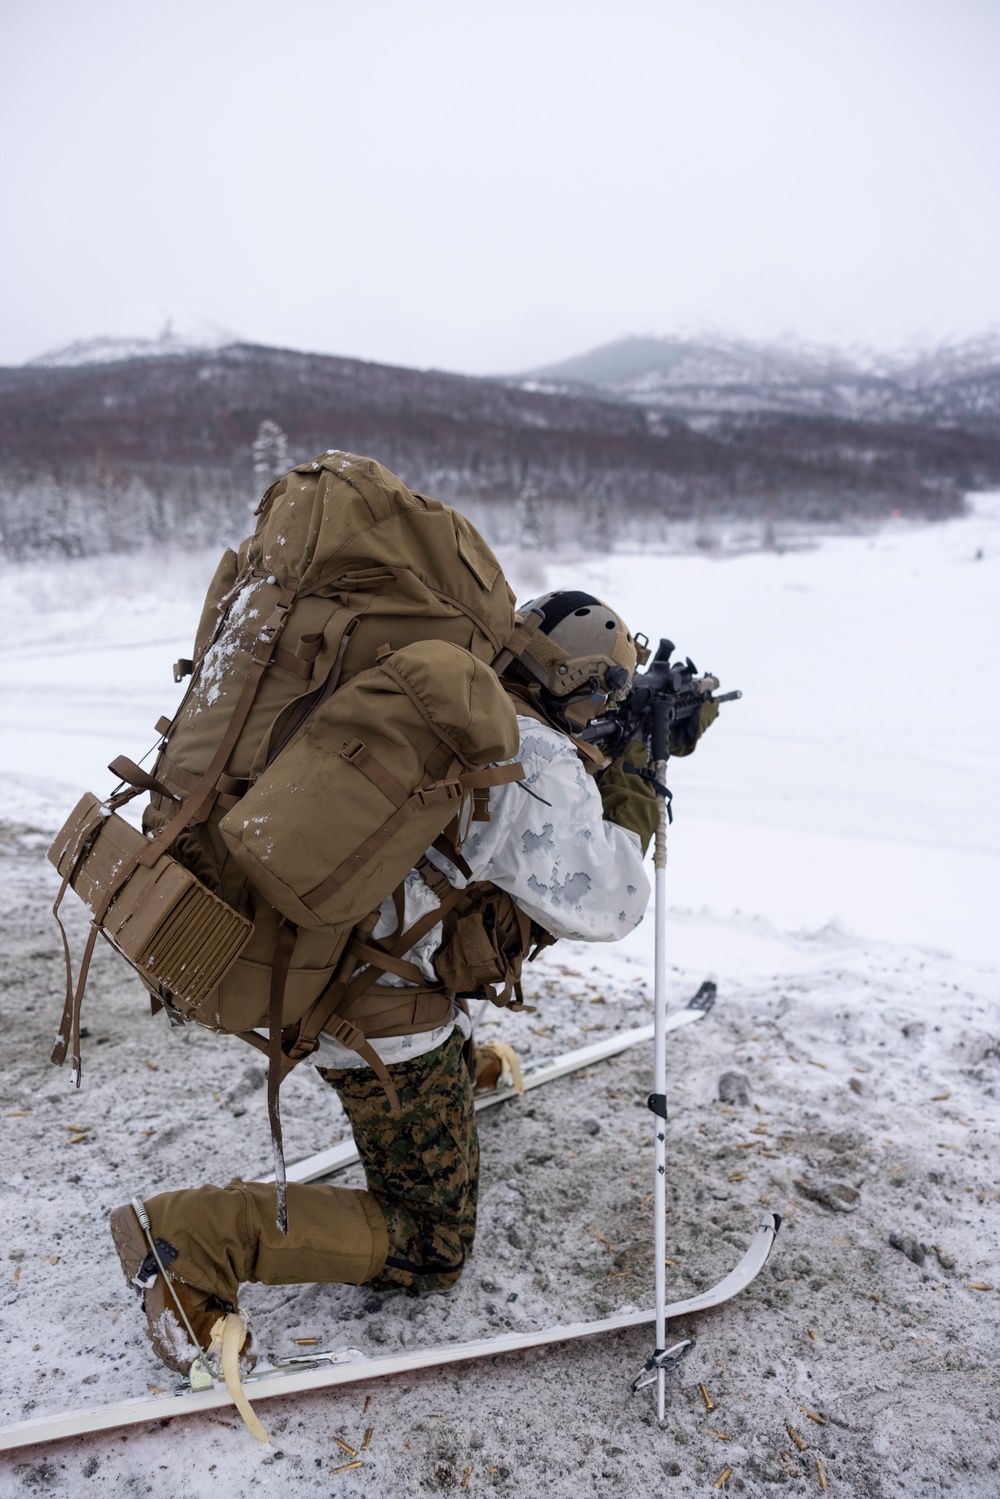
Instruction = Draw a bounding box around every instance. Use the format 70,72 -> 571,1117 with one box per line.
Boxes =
314,716 -> 650,1069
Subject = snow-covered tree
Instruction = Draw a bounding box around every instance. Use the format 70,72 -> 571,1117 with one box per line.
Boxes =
584,486 -> 615,551
517,483 -> 544,549
252,419 -> 289,489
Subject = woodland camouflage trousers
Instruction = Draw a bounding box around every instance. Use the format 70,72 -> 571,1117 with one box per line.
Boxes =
122,1031 -> 479,1308
318,1028 -> 479,1294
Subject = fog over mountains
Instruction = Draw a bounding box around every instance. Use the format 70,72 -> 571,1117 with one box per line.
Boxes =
2,329 -> 998,561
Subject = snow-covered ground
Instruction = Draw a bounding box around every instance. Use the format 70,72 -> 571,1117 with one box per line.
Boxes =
1,498 -> 998,1496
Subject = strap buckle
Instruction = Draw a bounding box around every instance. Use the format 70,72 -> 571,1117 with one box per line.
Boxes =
326,1015 -> 365,1051
413,779 -> 462,808
251,594 -> 296,664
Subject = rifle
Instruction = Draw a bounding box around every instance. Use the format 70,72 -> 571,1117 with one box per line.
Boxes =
578,636 -> 741,763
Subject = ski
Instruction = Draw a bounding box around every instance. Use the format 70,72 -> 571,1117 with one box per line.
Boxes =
0,1213 -> 779,1452
276,983 -> 717,1186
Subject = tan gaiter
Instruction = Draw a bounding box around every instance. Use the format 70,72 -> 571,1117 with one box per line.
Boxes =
143,1179 -> 389,1305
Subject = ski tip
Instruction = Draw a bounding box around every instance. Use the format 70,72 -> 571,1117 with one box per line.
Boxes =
771,1212 -> 783,1235
686,980 -> 717,1013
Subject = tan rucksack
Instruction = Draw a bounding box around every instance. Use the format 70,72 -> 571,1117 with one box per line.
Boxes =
49,452 -> 535,1212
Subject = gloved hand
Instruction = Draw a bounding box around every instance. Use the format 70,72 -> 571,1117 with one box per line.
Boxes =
669,696 -> 720,757
597,739 -> 658,853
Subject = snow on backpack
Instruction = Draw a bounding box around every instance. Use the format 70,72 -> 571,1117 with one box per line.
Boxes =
48,452 -> 532,1209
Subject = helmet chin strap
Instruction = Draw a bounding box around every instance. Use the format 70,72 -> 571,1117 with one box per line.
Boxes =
502,673 -> 612,770
539,679 -> 610,732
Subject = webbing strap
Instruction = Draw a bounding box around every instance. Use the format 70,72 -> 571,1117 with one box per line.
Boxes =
424,739 -> 457,782
455,765 -> 525,791
318,921 -> 443,1023
69,924 -> 100,1084
263,614 -> 359,769
157,563 -> 255,751
272,646 -> 309,680
50,807 -> 106,1047
216,771 -> 250,797
91,587 -> 298,927
336,951 -> 417,1012
432,830 -> 473,881
273,630 -> 321,681
320,882 -> 464,1024
389,883 -> 465,955
50,801 -> 118,1075
391,880 -> 407,937
347,939 -> 427,987
416,853 -> 452,899
491,609 -> 543,676
285,886 -> 461,1108
107,756 -> 179,803
267,922 -> 297,1235
49,921 -> 99,1085
154,752 -> 200,793
338,985 -> 454,1039
339,740 -> 410,808
321,1015 -> 401,1111
567,735 -> 608,773
504,682 -> 610,773
156,755 -> 249,805
301,775 -> 464,913
276,931 -> 368,1068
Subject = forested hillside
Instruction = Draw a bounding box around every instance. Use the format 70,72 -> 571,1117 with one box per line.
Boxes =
1,338 -> 994,559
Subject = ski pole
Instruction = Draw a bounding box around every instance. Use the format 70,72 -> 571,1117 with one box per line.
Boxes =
650,699 -> 672,1421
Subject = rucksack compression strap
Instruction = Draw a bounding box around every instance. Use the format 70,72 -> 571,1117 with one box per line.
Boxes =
91,586 -> 298,928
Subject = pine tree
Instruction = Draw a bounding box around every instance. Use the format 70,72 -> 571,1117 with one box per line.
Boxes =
252,419 -> 290,489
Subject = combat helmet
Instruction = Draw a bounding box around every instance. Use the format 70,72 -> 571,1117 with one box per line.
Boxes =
515,590 -> 648,728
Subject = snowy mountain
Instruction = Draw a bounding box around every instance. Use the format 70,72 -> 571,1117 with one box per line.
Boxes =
522,332 -> 1000,436
30,317 -> 239,369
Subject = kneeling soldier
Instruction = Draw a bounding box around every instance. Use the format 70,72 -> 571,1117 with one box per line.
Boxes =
111,591 -> 711,1372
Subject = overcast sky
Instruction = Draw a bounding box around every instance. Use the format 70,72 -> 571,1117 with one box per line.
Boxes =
2,0 -> 998,374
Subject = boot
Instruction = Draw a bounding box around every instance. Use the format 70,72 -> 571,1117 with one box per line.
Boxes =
111,1179 -> 387,1374
474,1041 -> 525,1095
110,1200 -> 256,1377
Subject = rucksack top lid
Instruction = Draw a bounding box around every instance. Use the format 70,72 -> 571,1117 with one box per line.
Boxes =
248,452 -> 513,633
